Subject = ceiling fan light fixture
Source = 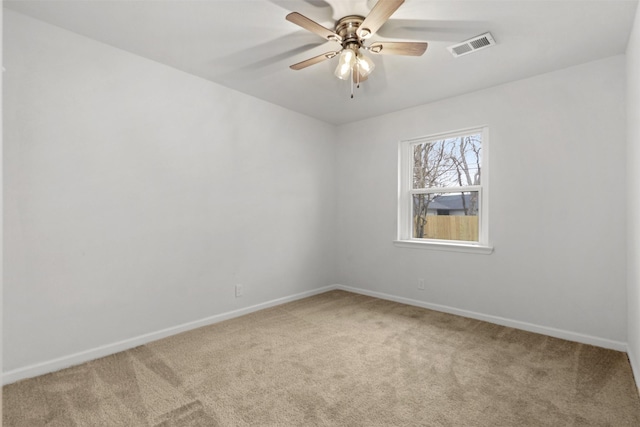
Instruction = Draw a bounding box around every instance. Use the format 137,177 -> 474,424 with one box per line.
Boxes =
334,48 -> 357,80
287,0 -> 428,98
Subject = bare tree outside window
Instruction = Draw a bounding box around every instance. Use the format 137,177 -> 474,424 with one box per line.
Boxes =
412,133 -> 482,240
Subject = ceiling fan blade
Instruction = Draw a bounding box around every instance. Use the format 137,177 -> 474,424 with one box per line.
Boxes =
357,0 -> 405,39
286,12 -> 342,43
376,19 -> 488,42
290,51 -> 340,70
369,41 -> 428,56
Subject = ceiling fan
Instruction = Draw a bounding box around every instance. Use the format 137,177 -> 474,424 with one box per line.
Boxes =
286,0 -> 427,97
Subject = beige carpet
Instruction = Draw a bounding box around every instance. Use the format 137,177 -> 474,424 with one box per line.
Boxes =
3,290 -> 640,426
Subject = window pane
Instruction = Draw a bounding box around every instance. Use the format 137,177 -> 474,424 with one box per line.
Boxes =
412,192 -> 479,241
413,133 -> 482,189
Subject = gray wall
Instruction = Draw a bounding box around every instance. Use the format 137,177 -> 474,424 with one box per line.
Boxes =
4,10 -> 337,373
336,55 -> 628,347
627,4 -> 640,387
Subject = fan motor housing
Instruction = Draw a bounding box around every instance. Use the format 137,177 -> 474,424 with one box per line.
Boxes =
336,15 -> 364,47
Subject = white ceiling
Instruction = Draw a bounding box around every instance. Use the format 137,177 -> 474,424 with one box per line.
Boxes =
5,0 -> 638,124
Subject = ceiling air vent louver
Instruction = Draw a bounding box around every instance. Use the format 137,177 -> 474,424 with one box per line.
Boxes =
448,32 -> 496,58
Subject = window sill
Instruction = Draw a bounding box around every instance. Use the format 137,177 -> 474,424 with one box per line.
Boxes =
393,240 -> 494,254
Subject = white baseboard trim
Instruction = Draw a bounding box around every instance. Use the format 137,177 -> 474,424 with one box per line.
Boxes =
4,284 -> 629,385
335,285 -> 628,352
628,347 -> 640,394
2,285 -> 336,385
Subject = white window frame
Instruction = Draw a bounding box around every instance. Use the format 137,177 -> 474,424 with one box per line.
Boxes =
395,126 -> 493,254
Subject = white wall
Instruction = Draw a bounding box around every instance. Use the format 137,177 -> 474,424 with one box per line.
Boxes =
3,10 -> 337,374
1,2 -> 4,417
627,4 -> 640,387
336,55 -> 628,347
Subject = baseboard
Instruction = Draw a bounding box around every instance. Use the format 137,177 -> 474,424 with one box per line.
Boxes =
2,285 -> 337,385
335,285 -> 628,352
4,283 -> 629,385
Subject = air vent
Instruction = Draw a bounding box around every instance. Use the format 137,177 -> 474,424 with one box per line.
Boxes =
448,32 -> 496,58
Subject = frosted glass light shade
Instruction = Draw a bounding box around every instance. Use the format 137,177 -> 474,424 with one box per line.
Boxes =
334,49 -> 356,80
356,52 -> 375,77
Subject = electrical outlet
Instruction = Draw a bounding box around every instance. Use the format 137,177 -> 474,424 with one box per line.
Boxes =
418,279 -> 425,290
235,284 -> 243,297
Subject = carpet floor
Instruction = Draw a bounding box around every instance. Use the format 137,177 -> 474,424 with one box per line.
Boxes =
3,290 -> 640,426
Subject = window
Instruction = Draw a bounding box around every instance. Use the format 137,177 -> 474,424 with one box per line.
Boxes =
396,127 -> 492,253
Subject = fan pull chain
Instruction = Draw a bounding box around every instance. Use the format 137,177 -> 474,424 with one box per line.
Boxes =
350,66 -> 354,99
